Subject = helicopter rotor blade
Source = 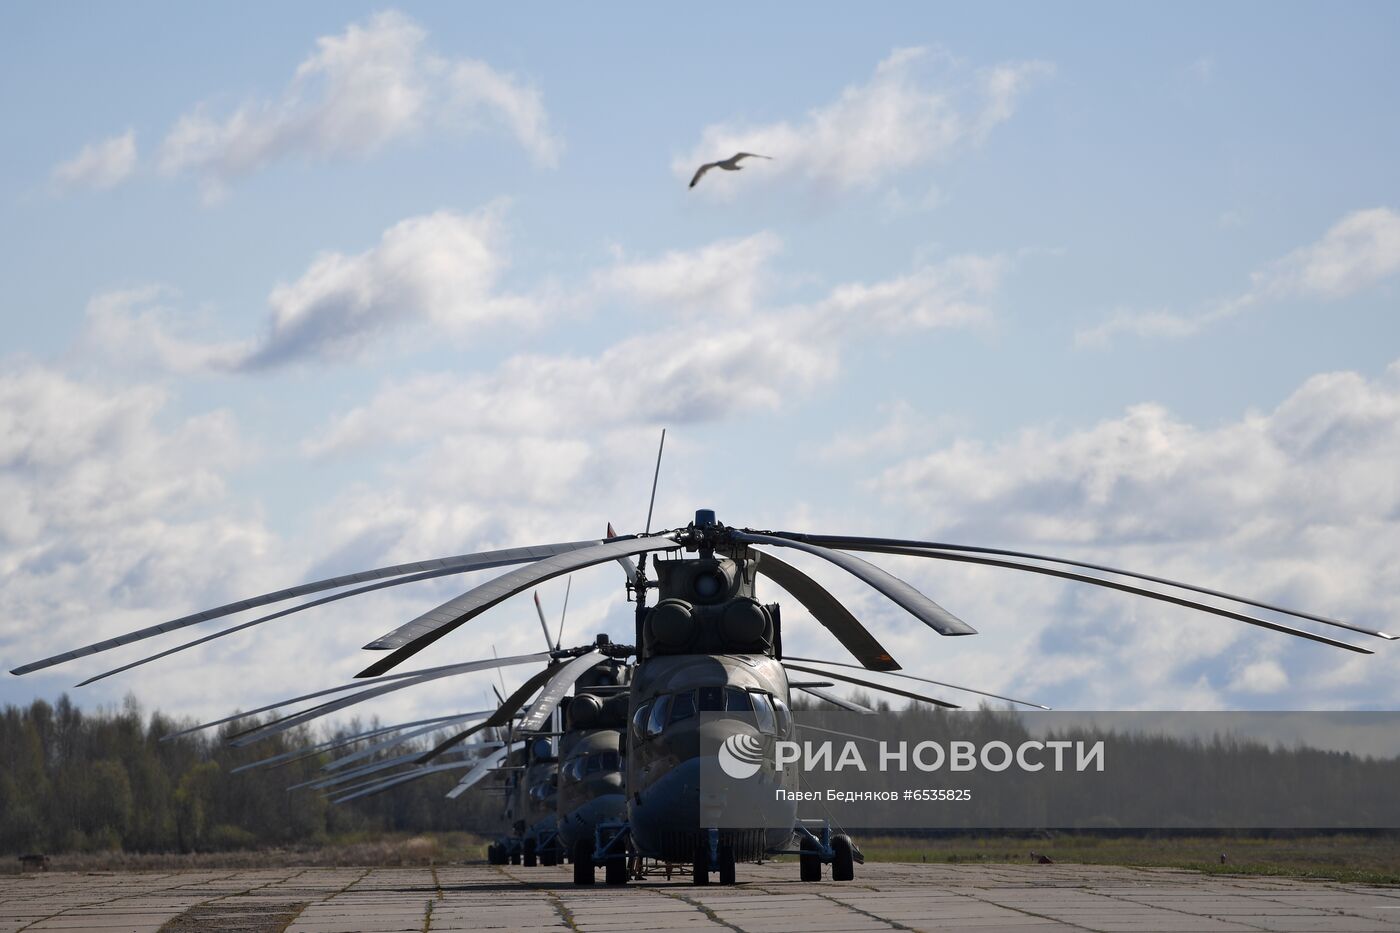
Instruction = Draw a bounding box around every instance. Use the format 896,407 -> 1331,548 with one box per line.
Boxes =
556,578 -> 571,652
795,542 -> 1373,654
332,759 -> 484,805
75,564 -> 498,688
446,741 -> 525,799
358,535 -> 679,678
322,710 -> 497,772
417,664 -> 559,764
783,656 -> 1051,710
607,523 -> 638,583
773,532 -> 1393,642
293,746 -> 479,791
517,650 -> 604,732
163,652 -> 544,742
230,713 -> 471,773
796,685 -> 876,713
729,530 -> 976,637
533,592 -> 554,651
11,540 -> 597,676
783,662 -> 961,709
753,551 -> 901,671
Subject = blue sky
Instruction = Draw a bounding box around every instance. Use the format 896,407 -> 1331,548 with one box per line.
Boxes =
2,3 -> 1398,724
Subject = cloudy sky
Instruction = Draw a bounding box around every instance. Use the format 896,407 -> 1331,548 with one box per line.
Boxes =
2,3 -> 1398,728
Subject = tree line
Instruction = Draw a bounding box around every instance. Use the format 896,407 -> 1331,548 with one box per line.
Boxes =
0,695 -> 502,855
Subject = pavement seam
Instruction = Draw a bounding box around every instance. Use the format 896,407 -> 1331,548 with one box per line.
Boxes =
542,889 -> 582,931
813,889 -> 916,930
654,888 -> 748,932
157,867 -> 313,932
950,885 -> 1102,932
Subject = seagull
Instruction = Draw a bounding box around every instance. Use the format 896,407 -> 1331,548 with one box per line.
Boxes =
689,152 -> 772,189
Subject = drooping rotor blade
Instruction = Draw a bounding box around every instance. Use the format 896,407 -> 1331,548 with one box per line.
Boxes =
228,666 -> 504,747
556,578 -> 571,651
446,741 -> 525,800
729,531 -> 976,637
805,543 -> 1373,654
787,681 -> 837,688
231,716 -> 459,773
292,746 -> 479,791
11,540 -> 597,676
332,759 -> 484,805
517,650 -> 604,732
607,523 -> 638,584
77,563 -> 498,687
784,662 -> 960,709
359,535 -> 679,678
162,652 -> 545,740
784,656 -> 1051,710
323,710 -> 497,772
753,551 -> 901,671
417,664 -> 559,764
775,532 -> 1394,642
796,685 -> 875,713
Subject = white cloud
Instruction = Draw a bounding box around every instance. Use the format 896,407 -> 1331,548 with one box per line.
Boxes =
156,10 -> 559,195
306,246 -> 1004,455
50,130 -> 137,191
675,48 -> 1051,195
1230,660 -> 1288,694
1078,207 -> 1400,347
869,360 -> 1400,707
84,206 -> 537,371
594,233 -> 782,317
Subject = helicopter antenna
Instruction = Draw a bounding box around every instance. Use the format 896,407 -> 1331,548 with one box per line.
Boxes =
635,428 -> 666,644
644,427 -> 666,535
533,592 -> 554,651
555,578 -> 571,651
490,645 -> 508,698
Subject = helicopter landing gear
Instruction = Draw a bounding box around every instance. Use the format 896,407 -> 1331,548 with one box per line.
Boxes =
717,843 -> 736,885
604,854 -> 629,885
831,834 -> 855,882
799,834 -> 821,882
573,840 -> 594,885
692,844 -> 709,885
795,821 -> 861,882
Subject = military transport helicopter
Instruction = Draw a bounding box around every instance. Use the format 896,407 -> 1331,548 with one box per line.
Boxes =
11,435 -> 1390,885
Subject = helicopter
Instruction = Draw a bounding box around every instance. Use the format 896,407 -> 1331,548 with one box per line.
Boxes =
11,437 -> 1390,885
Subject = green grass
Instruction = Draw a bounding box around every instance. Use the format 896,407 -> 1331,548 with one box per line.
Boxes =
855,833 -> 1400,885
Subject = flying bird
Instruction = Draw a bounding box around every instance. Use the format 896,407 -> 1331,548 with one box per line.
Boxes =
689,152 -> 772,189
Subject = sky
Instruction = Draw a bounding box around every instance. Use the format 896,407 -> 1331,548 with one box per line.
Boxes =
1,2 -> 1398,729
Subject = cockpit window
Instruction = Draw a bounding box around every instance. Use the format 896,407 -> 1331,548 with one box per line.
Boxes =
698,686 -> 724,712
645,695 -> 671,738
773,697 -> 791,735
725,687 -> 753,712
632,700 -> 652,741
751,692 -> 776,734
670,690 -> 696,723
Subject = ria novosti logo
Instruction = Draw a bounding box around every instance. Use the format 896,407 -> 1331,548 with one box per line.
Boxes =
718,734 -> 765,779
716,735 -> 1105,780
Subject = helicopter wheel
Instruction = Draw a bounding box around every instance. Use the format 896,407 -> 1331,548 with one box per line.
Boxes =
509,849 -> 521,865
831,834 -> 855,882
692,845 -> 710,885
523,838 -> 538,868
605,855 -> 629,886
799,835 -> 821,882
572,840 -> 594,885
717,844 -> 736,885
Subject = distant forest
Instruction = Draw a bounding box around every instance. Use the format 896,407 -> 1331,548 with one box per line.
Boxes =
0,696 -> 502,855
